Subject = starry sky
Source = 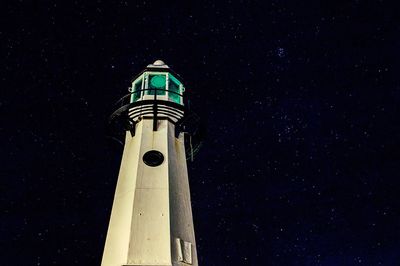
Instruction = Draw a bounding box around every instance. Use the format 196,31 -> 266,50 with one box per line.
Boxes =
2,1 -> 400,265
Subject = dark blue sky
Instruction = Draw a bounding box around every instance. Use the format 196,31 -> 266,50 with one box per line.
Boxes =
1,1 -> 399,265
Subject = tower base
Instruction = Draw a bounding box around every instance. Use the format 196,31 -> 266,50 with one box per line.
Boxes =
102,119 -> 198,266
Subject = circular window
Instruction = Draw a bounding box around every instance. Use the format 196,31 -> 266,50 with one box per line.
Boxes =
150,75 -> 166,88
143,150 -> 164,167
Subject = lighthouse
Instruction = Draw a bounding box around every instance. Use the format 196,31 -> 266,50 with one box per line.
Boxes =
102,60 -> 200,266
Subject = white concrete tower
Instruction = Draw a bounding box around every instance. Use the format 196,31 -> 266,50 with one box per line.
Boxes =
102,60 -> 200,266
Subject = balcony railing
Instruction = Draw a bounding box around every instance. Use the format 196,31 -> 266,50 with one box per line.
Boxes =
113,87 -> 185,109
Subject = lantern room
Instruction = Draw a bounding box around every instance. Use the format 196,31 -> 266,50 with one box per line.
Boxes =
130,60 -> 185,105
108,60 -> 204,159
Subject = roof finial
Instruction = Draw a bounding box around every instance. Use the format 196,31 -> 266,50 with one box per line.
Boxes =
153,59 -> 165,66
147,59 -> 169,69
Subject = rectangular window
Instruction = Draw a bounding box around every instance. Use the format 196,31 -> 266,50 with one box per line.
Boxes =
132,78 -> 143,102
175,238 -> 193,265
183,241 -> 193,264
168,74 -> 182,104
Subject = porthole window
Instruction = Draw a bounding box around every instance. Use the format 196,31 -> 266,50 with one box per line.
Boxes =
143,150 -> 164,167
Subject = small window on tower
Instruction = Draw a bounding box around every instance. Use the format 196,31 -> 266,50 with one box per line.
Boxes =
175,238 -> 193,265
147,74 -> 166,95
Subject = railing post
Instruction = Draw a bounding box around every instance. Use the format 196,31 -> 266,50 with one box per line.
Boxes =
153,87 -> 158,131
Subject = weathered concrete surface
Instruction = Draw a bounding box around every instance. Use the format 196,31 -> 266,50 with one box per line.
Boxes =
102,119 -> 197,266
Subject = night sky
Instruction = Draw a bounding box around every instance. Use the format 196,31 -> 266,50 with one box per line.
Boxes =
2,1 -> 400,265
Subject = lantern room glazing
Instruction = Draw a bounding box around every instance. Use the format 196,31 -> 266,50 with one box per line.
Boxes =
130,71 -> 185,105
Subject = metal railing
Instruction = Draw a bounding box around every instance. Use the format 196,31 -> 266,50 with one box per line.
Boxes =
108,87 -> 203,161
114,87 -> 184,108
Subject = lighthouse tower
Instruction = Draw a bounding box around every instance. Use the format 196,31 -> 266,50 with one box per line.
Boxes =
102,60 -> 199,266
